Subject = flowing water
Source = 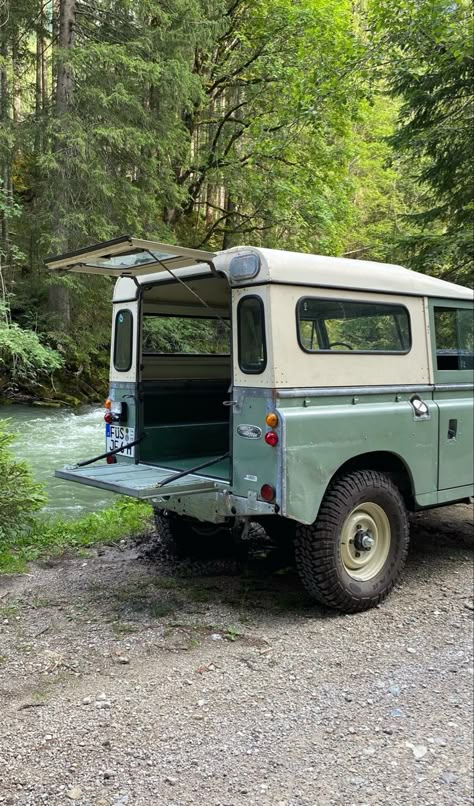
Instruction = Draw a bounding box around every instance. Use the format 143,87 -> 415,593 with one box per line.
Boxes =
1,404 -> 114,518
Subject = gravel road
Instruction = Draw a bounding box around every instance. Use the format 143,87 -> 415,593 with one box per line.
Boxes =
0,504 -> 473,806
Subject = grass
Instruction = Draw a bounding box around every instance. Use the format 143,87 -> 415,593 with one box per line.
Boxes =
0,498 -> 152,574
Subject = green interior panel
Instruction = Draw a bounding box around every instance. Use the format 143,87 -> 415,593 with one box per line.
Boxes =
139,379 -> 230,476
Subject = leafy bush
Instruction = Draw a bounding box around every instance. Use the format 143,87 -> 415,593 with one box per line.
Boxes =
0,423 -> 46,541
0,314 -> 63,389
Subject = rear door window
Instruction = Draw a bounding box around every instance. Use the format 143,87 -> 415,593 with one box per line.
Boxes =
114,309 -> 133,371
238,296 -> 267,373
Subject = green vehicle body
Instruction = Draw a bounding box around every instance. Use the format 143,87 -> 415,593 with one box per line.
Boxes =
48,237 -> 473,528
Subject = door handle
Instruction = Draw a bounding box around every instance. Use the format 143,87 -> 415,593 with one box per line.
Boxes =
448,419 -> 458,440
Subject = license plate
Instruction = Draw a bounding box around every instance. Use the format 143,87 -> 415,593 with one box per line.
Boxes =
106,424 -> 135,458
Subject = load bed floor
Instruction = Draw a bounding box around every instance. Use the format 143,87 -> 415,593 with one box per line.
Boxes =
148,455 -> 230,481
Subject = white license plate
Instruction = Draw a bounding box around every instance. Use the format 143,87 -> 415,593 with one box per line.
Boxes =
106,424 -> 135,458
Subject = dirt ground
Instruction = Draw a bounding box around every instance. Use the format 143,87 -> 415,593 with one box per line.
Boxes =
0,504 -> 473,806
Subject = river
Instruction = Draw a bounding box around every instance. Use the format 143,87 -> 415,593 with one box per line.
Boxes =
1,404 -> 114,518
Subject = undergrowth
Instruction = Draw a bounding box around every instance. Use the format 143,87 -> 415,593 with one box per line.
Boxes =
0,498 -> 152,574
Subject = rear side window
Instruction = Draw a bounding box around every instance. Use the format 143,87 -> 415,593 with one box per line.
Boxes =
297,298 -> 411,353
238,296 -> 267,373
114,309 -> 133,371
434,307 -> 474,370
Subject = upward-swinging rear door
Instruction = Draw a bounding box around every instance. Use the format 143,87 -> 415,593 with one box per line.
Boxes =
45,235 -> 216,277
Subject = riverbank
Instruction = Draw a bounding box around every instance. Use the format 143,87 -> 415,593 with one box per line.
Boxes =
0,499 -> 152,574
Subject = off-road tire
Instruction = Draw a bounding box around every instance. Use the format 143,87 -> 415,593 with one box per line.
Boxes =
294,470 -> 409,613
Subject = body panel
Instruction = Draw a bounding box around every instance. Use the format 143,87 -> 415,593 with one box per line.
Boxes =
279,391 -> 439,524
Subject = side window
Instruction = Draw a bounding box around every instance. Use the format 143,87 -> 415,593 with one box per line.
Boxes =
434,307 -> 474,371
238,296 -> 267,374
296,298 -> 411,353
113,309 -> 133,371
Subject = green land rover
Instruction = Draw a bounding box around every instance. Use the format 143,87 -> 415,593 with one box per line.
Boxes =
47,236 -> 474,613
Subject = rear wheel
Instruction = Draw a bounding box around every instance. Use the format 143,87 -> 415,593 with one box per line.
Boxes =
153,510 -> 231,558
294,470 -> 409,613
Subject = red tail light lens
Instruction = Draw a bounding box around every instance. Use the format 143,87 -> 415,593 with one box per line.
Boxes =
104,412 -> 113,424
106,454 -> 117,465
264,431 -> 278,447
260,484 -> 275,501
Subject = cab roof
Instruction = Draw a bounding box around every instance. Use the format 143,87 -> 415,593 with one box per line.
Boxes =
115,245 -> 473,302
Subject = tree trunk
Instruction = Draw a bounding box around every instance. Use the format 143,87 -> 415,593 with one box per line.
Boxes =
48,0 -> 76,331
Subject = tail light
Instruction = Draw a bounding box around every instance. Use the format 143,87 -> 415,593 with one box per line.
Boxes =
264,431 -> 278,447
260,484 -> 275,502
106,454 -> 117,465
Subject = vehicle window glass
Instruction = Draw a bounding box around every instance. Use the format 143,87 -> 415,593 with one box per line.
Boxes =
142,315 -> 230,354
238,296 -> 267,373
114,309 -> 133,371
297,298 -> 411,353
434,307 -> 474,370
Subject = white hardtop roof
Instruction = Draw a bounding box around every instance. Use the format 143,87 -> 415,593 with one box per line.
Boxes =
44,235 -> 471,301
114,245 -> 473,301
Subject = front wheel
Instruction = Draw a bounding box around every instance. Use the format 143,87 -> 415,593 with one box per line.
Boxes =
294,470 -> 409,613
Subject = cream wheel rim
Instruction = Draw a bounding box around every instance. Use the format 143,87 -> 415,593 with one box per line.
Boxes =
340,502 -> 391,581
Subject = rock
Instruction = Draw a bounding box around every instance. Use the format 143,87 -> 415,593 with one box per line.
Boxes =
463,602 -> 474,611
407,742 -> 428,761
406,647 -> 416,654
344,694 -> 353,702
82,697 -> 92,705
103,769 -> 115,780
211,633 -> 222,641
96,692 -> 108,701
441,771 -> 457,785
391,708 -> 403,717
117,656 -> 130,665
388,685 -> 401,696
165,776 -> 178,785
67,787 -> 82,801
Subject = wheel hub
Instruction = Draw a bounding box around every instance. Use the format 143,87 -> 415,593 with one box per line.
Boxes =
353,529 -> 375,551
340,502 -> 391,582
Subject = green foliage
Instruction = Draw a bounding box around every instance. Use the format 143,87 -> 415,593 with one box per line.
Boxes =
0,422 -> 46,543
0,0 -> 471,407
370,0 -> 474,284
0,497 -> 152,573
0,311 -> 63,390
143,315 -> 230,354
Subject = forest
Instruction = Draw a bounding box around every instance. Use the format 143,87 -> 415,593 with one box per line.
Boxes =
0,0 -> 472,402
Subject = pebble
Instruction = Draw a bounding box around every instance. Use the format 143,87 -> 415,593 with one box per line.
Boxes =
66,787 -> 82,801
82,697 -> 92,705
391,708 -> 403,717
211,633 -> 222,641
165,776 -> 178,786
407,743 -> 428,761
406,647 -> 416,654
388,685 -> 401,696
441,771 -> 457,784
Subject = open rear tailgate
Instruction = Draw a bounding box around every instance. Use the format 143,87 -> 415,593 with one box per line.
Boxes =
45,235 -> 215,277
55,463 -> 221,498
